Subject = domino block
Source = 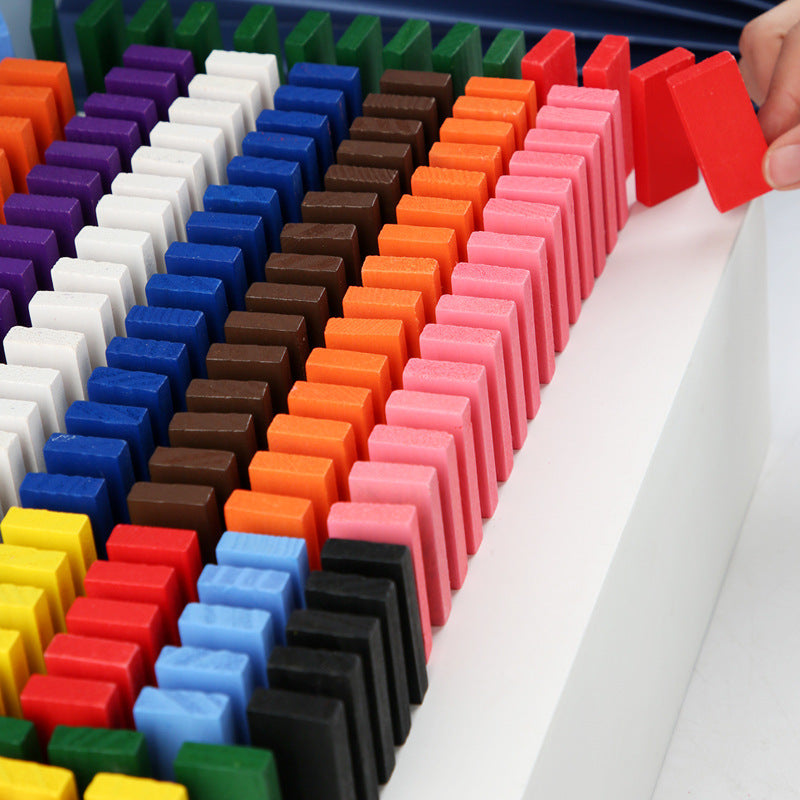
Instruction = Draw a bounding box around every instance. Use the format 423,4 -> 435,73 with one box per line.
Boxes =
150,121 -> 227,187
131,146 -> 206,213
382,19 -> 432,72
65,116 -> 140,172
227,155 -> 304,224
0,398 -> 46,473
431,22 -> 483,97
105,66 -> 177,121
166,241 -> 247,312
377,224 -> 457,294
0,582 -> 54,673
0,714 -> 39,758
284,9 -> 335,70
0,628 -> 30,719
112,173 -> 191,244
84,773 -> 186,800
0,755 -> 77,799
122,44 -> 195,95
174,2 -> 223,73
257,108 -> 334,172
206,49 -> 279,112
27,165 -> 104,227
0,58 -> 75,128
0,432 -> 25,512
127,0 -> 175,47
521,29 -> 577,106
0,362 -> 66,443
0,85 -> 61,159
45,141 -> 121,195
274,84 -> 348,147
202,185 -> 283,257
0,225 -> 58,291
3,195 -> 82,259
84,93 -> 158,144
290,62 -> 362,121
168,97 -> 244,162
188,73 -> 262,131
74,0 -> 126,94
336,15 -> 383,97
243,130 -> 320,191
0,116 -> 38,193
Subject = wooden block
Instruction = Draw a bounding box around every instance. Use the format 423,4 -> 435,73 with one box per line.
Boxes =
464,75 -> 537,129
377,224 -> 457,294
0,116 -> 39,192
360,255 -> 441,322
0,628 -> 29,718
410,165 -> 487,229
0,583 -> 53,673
0,85 -> 61,159
520,29 -> 577,106
439,116 -> 515,170
428,141 -> 502,196
453,95 -> 527,150
0,58 -> 75,128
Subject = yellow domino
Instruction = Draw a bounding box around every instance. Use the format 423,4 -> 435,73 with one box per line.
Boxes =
0,584 -> 54,673
0,756 -> 78,800
1,507 -> 96,595
0,628 -> 29,717
0,544 -> 75,633
84,773 -> 189,800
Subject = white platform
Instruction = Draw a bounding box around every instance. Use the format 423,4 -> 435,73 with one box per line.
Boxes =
382,179 -> 770,800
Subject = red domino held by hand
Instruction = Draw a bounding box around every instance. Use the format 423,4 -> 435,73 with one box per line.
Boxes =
521,29 -> 577,109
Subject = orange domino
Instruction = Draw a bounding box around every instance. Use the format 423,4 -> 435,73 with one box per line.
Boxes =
0,58 -> 76,129
465,76 -> 538,129
361,255 -> 442,323
325,316 -> 408,390
396,193 -> 473,263
428,141 -> 503,195
0,149 -> 13,224
288,381 -> 375,461
223,489 -> 320,569
410,165 -> 487,229
305,347 -> 391,424
378,224 -> 458,294
440,117 -> 516,170
267,413 -> 358,501
343,285 -> 425,359
0,86 -> 62,158
0,117 -> 39,193
249,450 -> 338,547
453,95 -> 528,150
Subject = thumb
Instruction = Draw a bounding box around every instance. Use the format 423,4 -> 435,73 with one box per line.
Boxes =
758,21 -> 800,143
763,124 -> 800,189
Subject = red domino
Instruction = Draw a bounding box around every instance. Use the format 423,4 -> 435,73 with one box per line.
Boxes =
666,51 -> 771,213
106,524 -> 202,603
630,48 -> 698,207
521,29 -> 577,109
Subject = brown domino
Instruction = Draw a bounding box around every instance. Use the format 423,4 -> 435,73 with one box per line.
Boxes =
336,139 -> 414,194
264,252 -> 347,317
362,93 -> 439,150
324,164 -> 402,224
350,116 -> 427,168
281,222 -> 362,289
301,191 -> 381,259
379,69 -> 455,123
245,282 -> 329,350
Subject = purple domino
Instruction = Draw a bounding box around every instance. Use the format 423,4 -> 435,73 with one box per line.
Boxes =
84,92 -> 159,143
45,140 -> 122,194
26,164 -> 104,226
3,195 -> 84,259
0,225 -> 59,290
0,257 -> 38,325
105,66 -> 179,120
65,116 -> 141,172
0,289 -> 16,361
123,44 -> 196,95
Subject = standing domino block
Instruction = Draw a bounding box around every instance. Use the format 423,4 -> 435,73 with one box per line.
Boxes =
464,76 -> 537,130
131,146 -> 207,213
206,50 -> 280,111
243,131 -> 320,192
0,225 -> 59,292
0,757 -> 78,799
166,242 -> 248,312
26,164 -> 104,226
147,273 -> 227,345
0,289 -> 13,362
150,121 -> 227,187
0,399 -> 46,473
0,257 -> 37,326
0,116 -> 40,194
104,66 -> 179,120
84,92 -> 159,144
112,173 -> 192,244
168,97 -> 245,161
203,185 -> 283,256
274,84 -> 348,147
0,58 -> 76,128
0,364 -> 67,438
85,774 -> 187,800
65,116 -> 141,172
0,431 -> 25,511
0,582 -> 54,674
290,62 -> 362,121
227,156 -> 304,225
377,225 -> 457,294
189,73 -> 263,131
3,195 -> 82,259
0,629 -> 31,720
521,29 -> 577,106
45,140 -> 121,195
123,43 -> 197,95
256,108 -> 334,172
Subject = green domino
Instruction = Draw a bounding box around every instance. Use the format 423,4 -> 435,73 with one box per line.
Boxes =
284,10 -> 336,70
0,717 -> 41,761
336,15 -> 383,98
174,742 -> 282,800
47,726 -> 151,792
432,22 -> 483,97
127,0 -> 175,47
383,19 -> 432,72
30,0 -> 65,62
483,28 -> 525,78
175,1 -> 223,73
234,6 -> 285,83
75,0 -> 127,94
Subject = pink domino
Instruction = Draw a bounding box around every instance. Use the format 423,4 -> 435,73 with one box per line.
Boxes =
524,128 -> 606,277
508,150 -> 594,299
450,262 -> 540,420
384,389 -> 482,549
367,423 -> 468,589
348,460 -> 451,623
435,294 -> 526,451
402,358 -> 497,518
546,84 -> 629,230
328,501 -> 432,659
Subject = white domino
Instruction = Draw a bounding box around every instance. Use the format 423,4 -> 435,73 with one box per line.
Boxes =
168,96 -> 245,161
205,49 -> 279,111
51,257 -> 135,337
0,430 -> 25,512
0,364 -> 67,438
149,121 -> 228,187
188,73 -> 262,131
4,327 -> 91,406
112,172 -> 192,243
75,226 -> 157,307
96,194 -> 176,273
0,398 -> 46,473
131,146 -> 208,213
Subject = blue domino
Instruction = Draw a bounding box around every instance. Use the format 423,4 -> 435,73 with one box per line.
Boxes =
43,433 -> 134,524
19,472 -> 114,556
155,645 -> 255,744
65,400 -> 154,481
227,156 -> 303,225
216,531 -> 308,610
203,185 -> 282,257
273,84 -> 348,148
133,687 -> 235,779
125,305 -> 209,379
242,131 -> 320,191
178,602 -> 275,685
185,211 -> 266,286
87,366 -> 173,447
256,109 -> 334,173
145,273 -> 228,345
289,62 -> 363,121
106,337 -> 191,414
196,564 -> 294,646
165,241 -> 248,312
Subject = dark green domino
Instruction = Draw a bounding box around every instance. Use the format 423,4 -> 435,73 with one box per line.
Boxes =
284,10 -> 336,71
175,1 -> 223,73
234,6 -> 285,84
30,0 -> 65,61
127,0 -> 175,47
174,742 -> 282,800
382,19 -> 432,72
483,28 -> 525,78
0,717 -> 41,761
336,15 -> 383,98
432,22 -> 483,97
75,0 -> 127,94
46,726 -> 151,792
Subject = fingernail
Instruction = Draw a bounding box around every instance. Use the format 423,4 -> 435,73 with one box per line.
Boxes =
764,144 -> 800,189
